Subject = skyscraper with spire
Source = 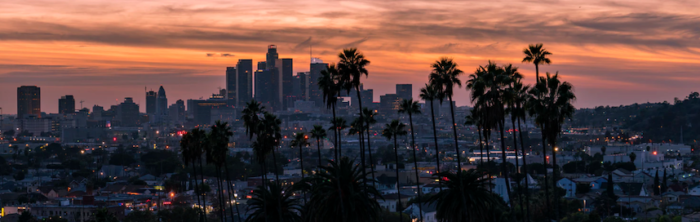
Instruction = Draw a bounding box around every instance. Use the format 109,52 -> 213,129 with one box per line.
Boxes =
155,86 -> 168,123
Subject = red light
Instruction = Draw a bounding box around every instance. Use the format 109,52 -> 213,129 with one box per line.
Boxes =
653,151 -> 657,155
163,201 -> 171,205
113,137 -> 117,142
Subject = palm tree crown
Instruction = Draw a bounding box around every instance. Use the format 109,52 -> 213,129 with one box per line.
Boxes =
245,182 -> 302,222
429,57 -> 463,100
427,170 -> 506,222
337,48 -> 371,93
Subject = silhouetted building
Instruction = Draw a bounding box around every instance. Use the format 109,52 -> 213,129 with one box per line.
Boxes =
187,99 -> 227,126
255,69 -> 279,111
278,58 -> 294,109
226,59 -> 254,107
146,90 -> 157,115
59,95 -> 75,115
379,94 -> 401,115
293,72 -> 309,101
396,84 -> 412,101
17,86 -> 41,119
155,86 -> 168,123
266,45 -> 278,68
115,97 -> 140,127
309,58 -> 328,108
168,99 -> 186,124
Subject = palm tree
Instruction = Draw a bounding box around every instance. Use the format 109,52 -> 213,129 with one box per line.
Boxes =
329,117 -> 348,158
511,78 -> 532,222
348,117 -> 368,190
502,64 -> 528,222
242,100 -> 264,140
529,72 -> 576,220
429,57 -> 464,174
179,131 -> 204,220
289,132 -> 310,181
398,98 -> 424,222
522,43 -> 552,83
464,109 -> 486,181
245,182 -> 302,222
210,121 -> 235,222
337,48 -> 372,176
310,125 -> 327,168
467,61 -> 515,211
420,83 -> 443,191
319,64 -> 341,159
426,170 -> 506,222
301,157 -> 382,222
362,107 -> 378,188
189,128 -> 209,222
382,120 -> 408,221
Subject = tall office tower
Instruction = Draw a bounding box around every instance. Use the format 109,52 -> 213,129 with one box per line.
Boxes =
17,86 -> 41,119
294,72 -> 309,100
309,58 -> 328,107
236,59 -> 253,106
278,58 -> 294,109
396,84 -> 413,101
168,99 -> 186,124
91,105 -> 104,120
58,95 -> 75,115
379,94 -> 401,115
146,90 -> 157,115
225,67 -> 237,106
255,69 -> 280,111
116,97 -> 140,127
155,86 -> 168,122
257,61 -> 266,70
266,45 -> 278,68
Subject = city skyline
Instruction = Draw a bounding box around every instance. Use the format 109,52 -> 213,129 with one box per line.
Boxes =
3,0 -> 700,114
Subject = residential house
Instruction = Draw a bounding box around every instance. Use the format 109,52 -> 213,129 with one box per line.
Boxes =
405,202 -> 438,222
378,193 -> 411,212
557,178 -> 576,198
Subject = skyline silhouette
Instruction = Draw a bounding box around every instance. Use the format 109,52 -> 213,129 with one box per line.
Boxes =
2,0 -> 700,113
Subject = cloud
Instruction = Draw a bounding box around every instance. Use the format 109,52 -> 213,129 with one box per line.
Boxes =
221,53 -> 234,57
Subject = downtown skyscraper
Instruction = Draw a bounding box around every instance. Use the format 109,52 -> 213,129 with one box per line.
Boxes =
17,86 -> 41,118
226,59 -> 253,107
58,95 -> 75,115
309,58 -> 328,108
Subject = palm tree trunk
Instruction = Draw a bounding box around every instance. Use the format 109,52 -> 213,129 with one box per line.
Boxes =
223,163 -> 239,222
518,116 -> 531,222
216,168 -> 225,222
198,158 -> 209,222
551,139 -> 560,221
477,125 -> 485,187
535,64 -> 539,84
393,136 -> 403,222
316,139 -> 322,168
358,129 -> 368,194
429,100 -> 441,191
540,125 -> 551,221
448,96 -> 469,216
484,129 -> 492,191
408,114 -> 423,222
259,161 -> 269,222
271,150 -> 283,222
332,103 -> 339,160
510,116 -> 525,222
191,163 -> 203,221
498,120 -> 515,213
299,144 -> 306,205
366,126 -> 376,190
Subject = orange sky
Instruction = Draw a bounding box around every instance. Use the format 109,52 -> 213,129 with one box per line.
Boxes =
2,0 -> 700,113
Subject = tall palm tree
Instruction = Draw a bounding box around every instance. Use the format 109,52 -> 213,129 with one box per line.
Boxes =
210,121 -> 234,222
522,43 -> 552,83
301,157 -> 382,222
337,48 -> 372,175
464,109 -> 485,176
348,117 -> 368,190
509,78 -> 532,222
382,120 -> 408,221
190,128 -> 209,222
329,117 -> 348,158
362,108 -> 378,188
319,64 -> 341,159
420,83 -> 443,191
502,65 -> 527,222
258,112 -> 282,183
429,57 -> 464,174
310,125 -> 327,168
179,131 -> 204,220
242,100 -> 264,140
289,132 -> 310,181
426,170 -> 506,222
245,182 -> 302,222
398,98 -> 424,222
467,61 -> 515,211
529,72 -> 576,220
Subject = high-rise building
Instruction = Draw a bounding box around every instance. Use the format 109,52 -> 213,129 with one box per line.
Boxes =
309,59 -> 328,107
116,97 -> 140,127
396,84 -> 413,101
146,90 -> 157,115
278,58 -> 293,109
187,99 -> 227,126
294,72 -> 309,100
255,69 -> 279,111
17,86 -> 41,119
379,94 -> 401,115
236,59 -> 253,106
225,67 -> 236,105
155,86 -> 168,122
58,95 -> 75,115
266,45 -> 278,68
168,99 -> 186,124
